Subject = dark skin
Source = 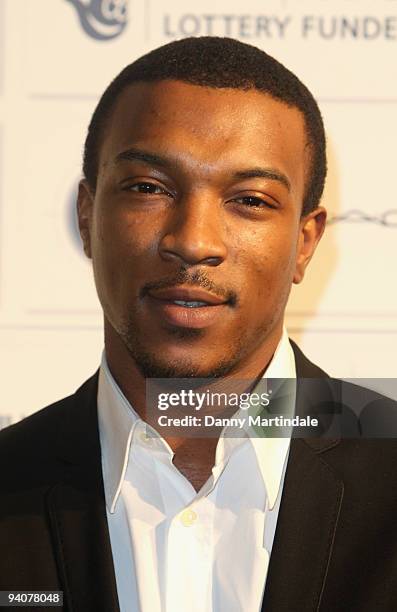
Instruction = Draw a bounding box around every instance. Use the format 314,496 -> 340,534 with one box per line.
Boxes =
78,80 -> 326,491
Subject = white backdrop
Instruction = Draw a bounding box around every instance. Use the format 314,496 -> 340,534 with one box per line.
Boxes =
0,0 -> 396,427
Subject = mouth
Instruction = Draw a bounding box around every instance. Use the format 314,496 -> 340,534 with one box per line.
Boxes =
167,300 -> 213,308
146,286 -> 231,329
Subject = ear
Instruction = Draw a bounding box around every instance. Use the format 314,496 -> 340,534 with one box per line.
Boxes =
293,206 -> 327,284
77,179 -> 94,259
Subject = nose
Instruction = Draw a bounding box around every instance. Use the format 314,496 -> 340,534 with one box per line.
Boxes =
158,192 -> 228,266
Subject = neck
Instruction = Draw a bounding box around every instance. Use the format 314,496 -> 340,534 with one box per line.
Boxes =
104,319 -> 283,421
103,318 -> 283,490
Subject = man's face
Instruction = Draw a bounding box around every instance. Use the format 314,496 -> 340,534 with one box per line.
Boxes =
78,80 -> 325,378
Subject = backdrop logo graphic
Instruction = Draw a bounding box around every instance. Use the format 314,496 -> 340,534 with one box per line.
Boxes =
66,0 -> 128,41
0,415 -> 25,430
328,209 -> 397,228
66,180 -> 84,254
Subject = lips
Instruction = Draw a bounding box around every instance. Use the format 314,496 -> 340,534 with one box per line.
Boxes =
146,286 -> 230,329
147,286 -> 227,306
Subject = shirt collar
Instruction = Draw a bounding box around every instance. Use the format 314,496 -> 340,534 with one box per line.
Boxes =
243,327 -> 296,509
98,327 -> 295,513
97,354 -> 140,513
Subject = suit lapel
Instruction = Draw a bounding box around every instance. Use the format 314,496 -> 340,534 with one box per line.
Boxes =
261,341 -> 344,611
47,481 -> 120,612
46,374 -> 120,612
261,439 -> 343,611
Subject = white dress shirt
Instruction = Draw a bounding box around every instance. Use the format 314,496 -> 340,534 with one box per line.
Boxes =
97,329 -> 296,612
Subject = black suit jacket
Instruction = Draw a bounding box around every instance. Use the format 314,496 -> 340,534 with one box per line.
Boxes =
1,342 -> 397,612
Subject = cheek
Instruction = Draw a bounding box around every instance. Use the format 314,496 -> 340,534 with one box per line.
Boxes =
234,226 -> 299,311
93,209 -> 159,270
90,210 -> 160,315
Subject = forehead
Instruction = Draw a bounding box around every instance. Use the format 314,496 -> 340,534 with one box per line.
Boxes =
101,80 -> 308,188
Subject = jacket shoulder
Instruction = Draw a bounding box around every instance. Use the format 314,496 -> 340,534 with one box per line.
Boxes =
289,338 -> 329,378
0,373 -> 99,467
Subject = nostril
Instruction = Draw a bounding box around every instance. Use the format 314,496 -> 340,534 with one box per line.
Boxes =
201,256 -> 223,266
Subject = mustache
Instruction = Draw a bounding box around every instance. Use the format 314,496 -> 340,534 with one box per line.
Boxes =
141,268 -> 238,307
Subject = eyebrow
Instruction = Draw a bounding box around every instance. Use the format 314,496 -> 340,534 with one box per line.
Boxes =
114,147 -> 291,192
233,168 -> 291,192
115,148 -> 173,170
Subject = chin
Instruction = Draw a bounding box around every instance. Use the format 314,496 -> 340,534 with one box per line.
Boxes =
123,341 -> 239,379
118,316 -> 247,379
134,353 -> 236,379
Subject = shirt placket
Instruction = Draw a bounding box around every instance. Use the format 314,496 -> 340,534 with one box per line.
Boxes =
165,496 -> 214,612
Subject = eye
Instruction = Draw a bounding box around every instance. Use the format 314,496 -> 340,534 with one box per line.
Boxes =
123,181 -> 173,197
232,195 -> 277,209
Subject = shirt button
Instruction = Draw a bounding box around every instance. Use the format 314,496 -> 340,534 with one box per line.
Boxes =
180,508 -> 197,527
139,431 -> 153,445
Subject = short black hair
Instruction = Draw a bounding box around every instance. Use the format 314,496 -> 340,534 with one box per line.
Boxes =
83,36 -> 326,215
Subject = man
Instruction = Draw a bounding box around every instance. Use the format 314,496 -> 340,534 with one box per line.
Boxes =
1,37 -> 397,612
